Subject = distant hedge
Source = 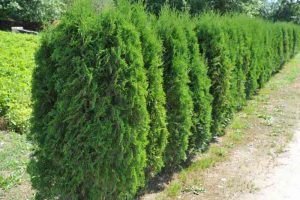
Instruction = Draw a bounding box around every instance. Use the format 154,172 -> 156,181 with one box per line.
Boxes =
30,1 -> 300,199
0,31 -> 38,133
196,15 -> 299,136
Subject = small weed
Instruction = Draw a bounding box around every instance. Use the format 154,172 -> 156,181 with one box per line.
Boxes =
182,186 -> 206,195
211,147 -> 227,157
275,144 -> 287,154
231,118 -> 247,130
247,181 -> 260,193
166,182 -> 182,197
225,142 -> 235,149
258,114 -> 274,126
230,129 -> 244,142
243,103 -> 256,115
188,157 -> 215,172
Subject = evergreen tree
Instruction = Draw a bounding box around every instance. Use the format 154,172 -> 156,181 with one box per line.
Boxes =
157,8 -> 193,167
30,2 -> 149,199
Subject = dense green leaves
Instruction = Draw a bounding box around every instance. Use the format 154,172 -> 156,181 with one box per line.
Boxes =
182,15 -> 212,151
0,31 -> 38,133
30,3 -> 149,199
196,14 -> 299,136
29,1 -> 300,199
157,9 -> 193,167
271,0 -> 300,25
196,15 -> 233,136
116,2 -> 169,177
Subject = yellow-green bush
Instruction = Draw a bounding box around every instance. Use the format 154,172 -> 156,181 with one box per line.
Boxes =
0,31 -> 38,133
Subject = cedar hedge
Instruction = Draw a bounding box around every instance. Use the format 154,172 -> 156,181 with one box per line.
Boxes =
157,9 -> 194,168
116,2 -> 169,177
30,2 -> 149,199
30,1 -> 300,199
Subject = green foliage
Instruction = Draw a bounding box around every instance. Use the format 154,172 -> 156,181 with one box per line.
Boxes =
130,0 -> 187,15
116,1 -> 169,177
29,1 -> 300,199
272,0 -> 300,25
196,15 -> 233,136
0,0 -> 65,24
157,9 -> 193,167
181,14 -> 212,151
0,31 -> 38,133
135,0 -> 268,16
30,2 -> 149,199
196,14 -> 300,136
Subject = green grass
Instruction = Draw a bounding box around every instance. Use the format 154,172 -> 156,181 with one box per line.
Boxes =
0,131 -> 32,193
166,182 -> 182,197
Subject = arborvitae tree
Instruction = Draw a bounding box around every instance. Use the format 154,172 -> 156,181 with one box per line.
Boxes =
288,27 -> 294,58
282,27 -> 290,60
234,25 -> 248,108
181,14 -> 212,151
223,18 -> 247,110
157,8 -> 193,167
30,2 -> 149,199
196,15 -> 233,136
245,24 -> 260,97
273,24 -> 285,72
117,1 -> 169,177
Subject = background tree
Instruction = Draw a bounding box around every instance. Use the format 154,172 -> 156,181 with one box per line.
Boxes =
272,0 -> 300,24
134,0 -> 269,16
0,0 -> 65,24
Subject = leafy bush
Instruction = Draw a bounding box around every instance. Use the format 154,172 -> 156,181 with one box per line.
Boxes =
0,0 -> 65,24
0,31 -> 38,133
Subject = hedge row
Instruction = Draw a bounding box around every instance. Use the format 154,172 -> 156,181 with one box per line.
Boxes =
30,1 -> 300,199
0,31 -> 38,133
196,15 -> 299,135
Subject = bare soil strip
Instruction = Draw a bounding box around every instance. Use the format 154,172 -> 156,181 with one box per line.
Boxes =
241,123 -> 300,200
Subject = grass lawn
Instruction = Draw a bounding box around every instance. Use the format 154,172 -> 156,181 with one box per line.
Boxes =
0,131 -> 34,199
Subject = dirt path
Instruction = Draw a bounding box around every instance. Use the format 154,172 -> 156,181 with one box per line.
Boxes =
142,55 -> 300,200
241,123 -> 300,200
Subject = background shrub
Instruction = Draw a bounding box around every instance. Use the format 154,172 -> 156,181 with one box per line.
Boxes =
0,31 -> 38,133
